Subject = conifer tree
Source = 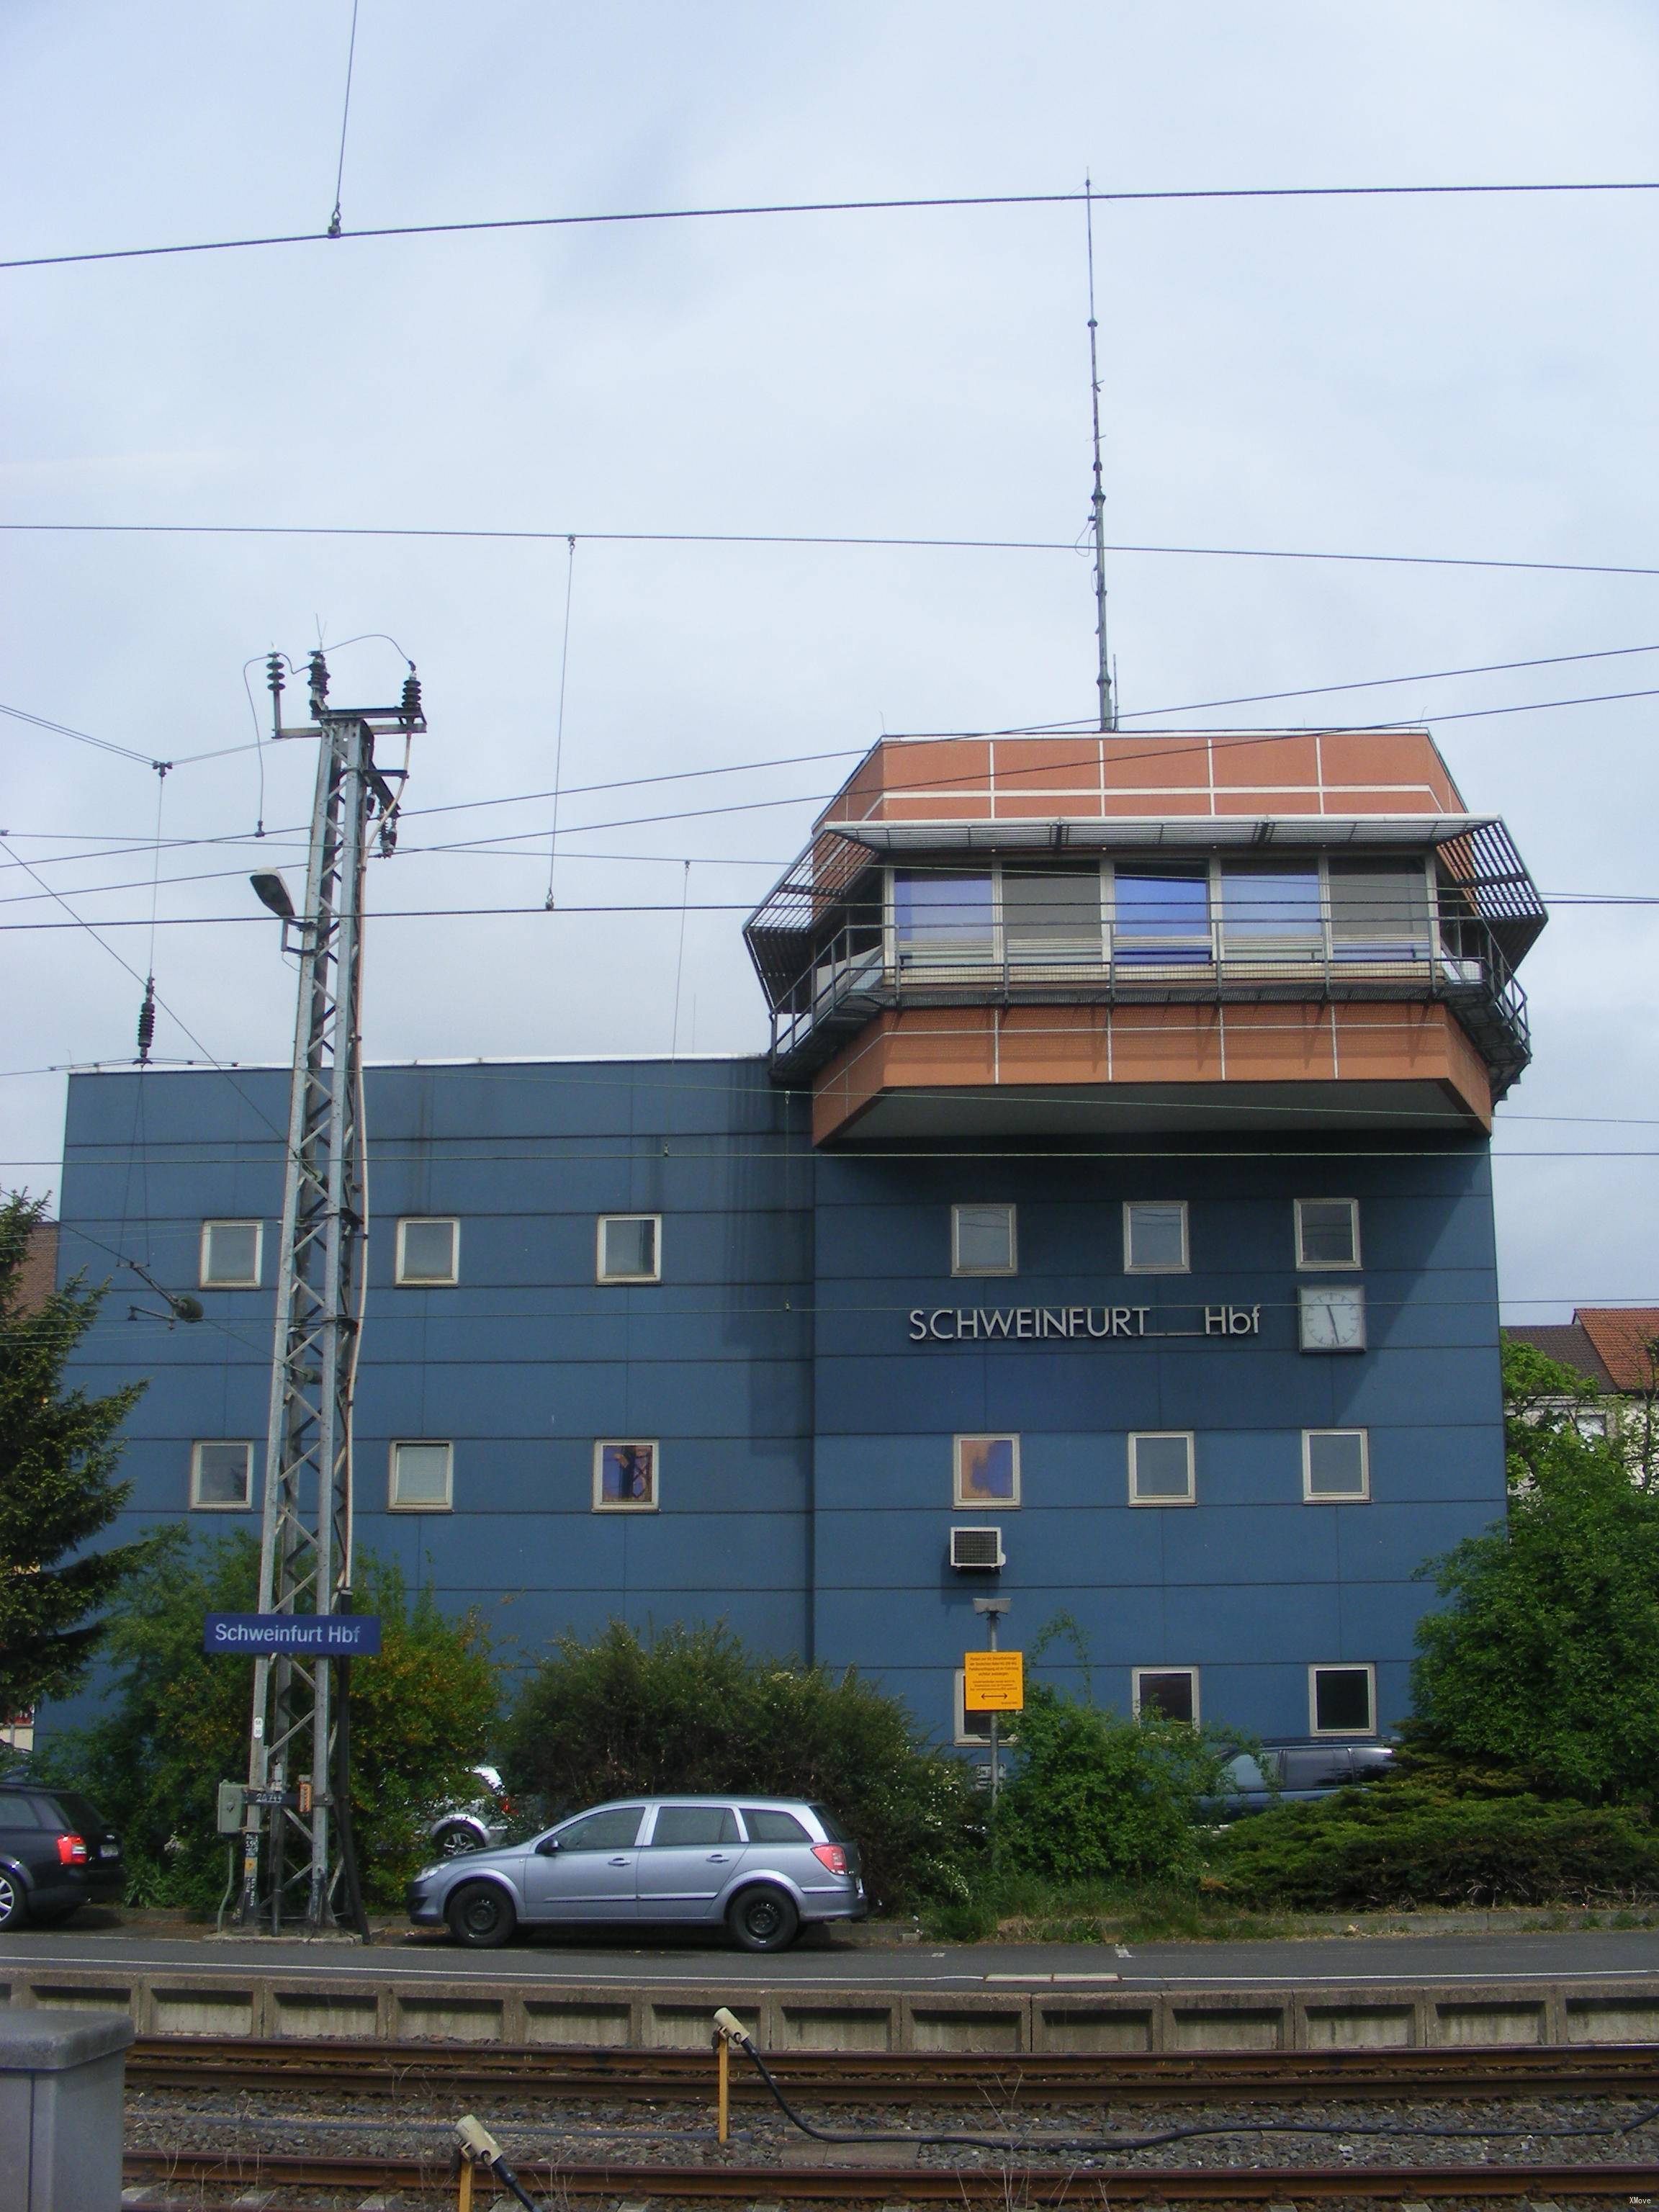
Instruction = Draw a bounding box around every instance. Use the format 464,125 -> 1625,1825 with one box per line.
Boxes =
0,1192 -> 152,1717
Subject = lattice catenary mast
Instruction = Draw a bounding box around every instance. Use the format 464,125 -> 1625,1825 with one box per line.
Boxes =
238,648 -> 423,1932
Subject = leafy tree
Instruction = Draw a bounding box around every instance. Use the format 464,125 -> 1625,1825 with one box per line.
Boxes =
500,1620 -> 980,1911
0,1191 -> 153,1717
1410,1340 -> 1659,1803
42,1529 -> 498,1910
994,1683 -> 1238,1888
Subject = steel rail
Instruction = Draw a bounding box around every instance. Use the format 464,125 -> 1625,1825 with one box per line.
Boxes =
118,2149 -> 1659,2202
125,2033 -> 1659,2103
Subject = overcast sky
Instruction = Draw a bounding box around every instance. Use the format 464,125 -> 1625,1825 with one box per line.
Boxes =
4,0 -> 1656,1321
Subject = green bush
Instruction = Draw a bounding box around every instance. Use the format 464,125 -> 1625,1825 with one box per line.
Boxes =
499,1620 -> 981,1912
1217,1780 -> 1659,1910
40,1529 -> 498,1912
1411,1341 -> 1659,1804
993,1683 -> 1238,1888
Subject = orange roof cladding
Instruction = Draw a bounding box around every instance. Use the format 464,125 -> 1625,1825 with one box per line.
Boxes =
819,727 -> 1465,828
1574,1309 -> 1659,1392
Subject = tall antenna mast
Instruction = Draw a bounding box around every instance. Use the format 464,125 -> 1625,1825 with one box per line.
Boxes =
1085,176 -> 1116,732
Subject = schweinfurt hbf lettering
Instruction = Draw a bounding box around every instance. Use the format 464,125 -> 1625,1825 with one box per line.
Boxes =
907,1304 -> 1261,1343
201,1612 -> 382,1655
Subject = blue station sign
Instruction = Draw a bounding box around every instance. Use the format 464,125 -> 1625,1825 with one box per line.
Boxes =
202,1612 -> 382,1656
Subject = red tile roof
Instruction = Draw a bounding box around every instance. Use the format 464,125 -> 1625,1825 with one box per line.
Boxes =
1575,1308 -> 1659,1393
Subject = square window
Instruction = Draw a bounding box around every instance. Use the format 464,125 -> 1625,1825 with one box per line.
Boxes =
1124,1200 -> 1188,1273
1112,867 -> 1212,963
954,1434 -> 1020,1507
894,870 -> 994,960
1310,1663 -> 1375,1736
192,1441 -> 253,1510
396,1217 -> 458,1285
200,1220 -> 261,1288
594,1439 -> 658,1511
1296,1197 -> 1360,1269
953,1203 -> 1017,1276
597,1215 -> 660,1283
953,1668 -> 1017,1748
1129,1431 -> 1195,1505
1002,869 -> 1102,960
1133,1667 -> 1198,1725
390,1440 -> 453,1511
1304,1429 -> 1370,1501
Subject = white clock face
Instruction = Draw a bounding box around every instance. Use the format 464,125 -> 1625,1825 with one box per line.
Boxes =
1299,1283 -> 1366,1352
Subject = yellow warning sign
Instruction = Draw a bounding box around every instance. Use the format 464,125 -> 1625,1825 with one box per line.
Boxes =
963,1650 -> 1024,1712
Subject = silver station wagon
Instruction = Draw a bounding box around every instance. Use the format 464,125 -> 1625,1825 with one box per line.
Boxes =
408,1794 -> 866,1951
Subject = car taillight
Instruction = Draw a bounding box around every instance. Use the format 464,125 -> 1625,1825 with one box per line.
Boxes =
500,1797 -> 515,1817
811,1843 -> 848,1874
56,1833 -> 87,1866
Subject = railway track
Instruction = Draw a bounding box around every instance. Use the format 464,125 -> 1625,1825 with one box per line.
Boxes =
126,2033 -> 1659,2103
117,2147 -> 1659,2203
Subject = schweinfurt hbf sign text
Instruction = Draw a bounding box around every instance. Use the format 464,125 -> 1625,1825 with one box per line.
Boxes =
907,1304 -> 1262,1342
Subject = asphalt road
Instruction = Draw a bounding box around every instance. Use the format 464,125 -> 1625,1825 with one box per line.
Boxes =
5,1924 -> 1659,1988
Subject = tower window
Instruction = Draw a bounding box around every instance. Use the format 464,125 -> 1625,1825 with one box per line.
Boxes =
594,1440 -> 658,1511
1303,1429 -> 1370,1501
953,1204 -> 1017,1276
1310,1664 -> 1376,1736
597,1215 -> 660,1283
955,1434 -> 1020,1507
192,1441 -> 254,1510
1296,1197 -> 1360,1269
200,1220 -> 262,1288
1125,1200 -> 1188,1273
396,1217 -> 459,1285
390,1440 -> 454,1511
1129,1431 -> 1195,1506
1133,1667 -> 1198,1725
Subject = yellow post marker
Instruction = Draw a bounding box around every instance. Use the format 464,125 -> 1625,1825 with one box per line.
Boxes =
457,2157 -> 473,2212
717,2030 -> 729,2144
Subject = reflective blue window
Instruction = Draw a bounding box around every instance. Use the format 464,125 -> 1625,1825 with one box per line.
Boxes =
894,871 -> 994,958
1113,868 -> 1210,962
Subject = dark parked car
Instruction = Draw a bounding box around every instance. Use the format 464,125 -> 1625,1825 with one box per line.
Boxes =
408,1794 -> 866,1951
1209,1742 -> 1394,1820
0,1784 -> 125,1928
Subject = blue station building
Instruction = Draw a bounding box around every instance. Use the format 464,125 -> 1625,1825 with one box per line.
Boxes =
51,727 -> 1545,1755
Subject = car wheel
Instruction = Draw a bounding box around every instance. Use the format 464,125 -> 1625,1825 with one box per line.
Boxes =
433,1822 -> 480,1858
0,1874 -> 26,1930
446,1880 -> 516,1949
727,1886 -> 799,1954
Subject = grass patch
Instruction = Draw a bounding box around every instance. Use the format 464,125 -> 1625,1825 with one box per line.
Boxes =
917,1872 -> 1305,1943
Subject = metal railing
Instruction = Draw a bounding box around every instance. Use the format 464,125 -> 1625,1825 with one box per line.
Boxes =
770,912 -> 1532,1087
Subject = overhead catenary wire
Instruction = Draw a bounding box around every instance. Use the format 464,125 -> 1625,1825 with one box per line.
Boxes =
9,630 -> 1659,860
14,516 -> 1659,584
5,174 -> 1659,275
0,835 -> 289,1146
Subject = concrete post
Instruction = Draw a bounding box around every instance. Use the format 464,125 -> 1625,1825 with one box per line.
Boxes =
0,2008 -> 134,2212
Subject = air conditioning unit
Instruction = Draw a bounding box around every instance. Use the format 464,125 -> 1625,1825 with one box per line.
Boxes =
950,1526 -> 1004,1571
